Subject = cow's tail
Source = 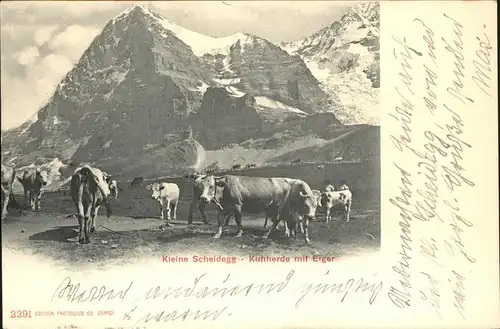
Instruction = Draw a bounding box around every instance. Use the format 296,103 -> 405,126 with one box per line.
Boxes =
81,167 -> 112,217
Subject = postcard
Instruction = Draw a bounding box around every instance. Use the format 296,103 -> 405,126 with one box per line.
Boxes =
1,1 -> 498,328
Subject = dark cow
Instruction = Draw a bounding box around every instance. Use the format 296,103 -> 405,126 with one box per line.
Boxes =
231,164 -> 241,170
17,168 -> 49,210
291,159 -> 301,164
195,175 -> 319,244
187,174 -> 209,224
1,164 -> 17,219
70,166 -> 118,244
130,176 -> 144,187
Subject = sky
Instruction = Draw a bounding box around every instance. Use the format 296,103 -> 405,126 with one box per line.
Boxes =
0,1 -> 355,131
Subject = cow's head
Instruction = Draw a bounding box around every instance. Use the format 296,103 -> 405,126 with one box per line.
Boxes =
196,175 -> 225,209
324,184 -> 335,192
36,169 -> 49,187
105,174 -> 118,199
297,189 -> 320,220
147,182 -> 164,202
320,192 -> 332,208
311,190 -> 322,208
338,184 -> 349,191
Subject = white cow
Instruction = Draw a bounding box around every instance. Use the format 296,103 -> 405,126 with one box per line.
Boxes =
320,184 -> 352,223
147,182 -> 180,227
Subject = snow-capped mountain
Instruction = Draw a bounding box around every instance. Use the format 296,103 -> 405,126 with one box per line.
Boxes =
2,4 -> 379,179
282,1 -> 380,125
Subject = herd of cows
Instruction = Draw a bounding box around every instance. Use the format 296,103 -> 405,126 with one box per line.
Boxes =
1,162 -> 353,246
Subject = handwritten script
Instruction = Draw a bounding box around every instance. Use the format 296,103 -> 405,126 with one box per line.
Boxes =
387,9 -> 492,322
51,272 -> 383,325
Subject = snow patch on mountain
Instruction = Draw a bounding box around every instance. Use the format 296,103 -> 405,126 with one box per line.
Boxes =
115,5 -> 253,57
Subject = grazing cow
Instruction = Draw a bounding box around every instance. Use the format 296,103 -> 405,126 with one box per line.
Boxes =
232,164 -> 241,170
316,164 -> 325,169
196,174 -> 319,244
320,185 -> 352,223
70,166 -> 118,244
1,164 -> 17,219
245,164 -> 252,169
130,176 -> 144,187
17,168 -> 49,210
291,159 -> 301,164
187,174 -> 209,224
147,182 -> 179,227
333,157 -> 343,162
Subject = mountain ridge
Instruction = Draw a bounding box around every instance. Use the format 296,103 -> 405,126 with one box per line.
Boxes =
2,2 -> 380,183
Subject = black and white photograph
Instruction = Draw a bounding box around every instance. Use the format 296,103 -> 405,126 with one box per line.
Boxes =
1,1 -> 380,267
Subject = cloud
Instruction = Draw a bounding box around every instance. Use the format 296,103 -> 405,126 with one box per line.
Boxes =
1,52 -> 74,130
34,25 -> 59,46
14,46 -> 40,66
49,25 -> 101,61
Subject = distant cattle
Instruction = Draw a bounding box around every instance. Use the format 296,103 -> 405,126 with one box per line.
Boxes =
231,164 -> 241,170
333,157 -> 343,162
245,164 -> 252,169
70,165 -> 118,244
182,173 -> 199,182
195,174 -> 320,244
17,168 -> 49,210
316,164 -> 325,169
291,159 -> 301,164
147,182 -> 179,227
130,176 -> 144,187
1,164 -> 17,219
320,184 -> 352,223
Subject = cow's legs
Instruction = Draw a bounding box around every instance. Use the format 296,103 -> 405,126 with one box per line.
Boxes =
223,213 -> 233,228
187,199 -> 195,224
298,220 -> 304,234
264,214 -> 269,229
164,200 -> 173,227
234,205 -> 243,237
83,205 -> 92,244
35,191 -> 42,210
288,213 -> 298,239
29,191 -> 36,210
77,202 -> 85,244
213,211 -> 225,239
159,202 -> 164,220
262,216 -> 280,239
171,200 -> 178,222
90,204 -> 100,233
1,190 -> 10,219
302,215 -> 311,245
199,202 -> 208,224
344,200 -> 352,222
23,189 -> 28,209
284,215 -> 290,237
